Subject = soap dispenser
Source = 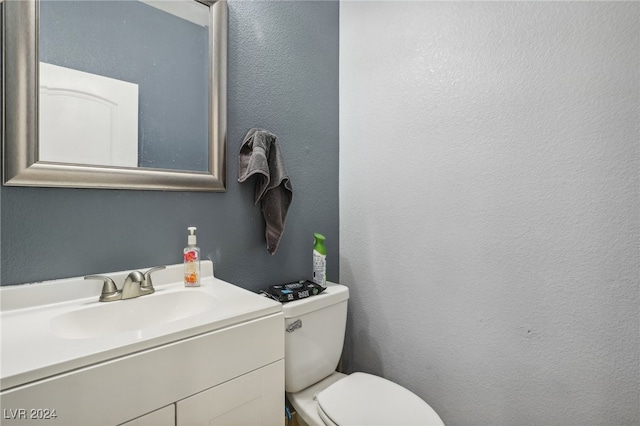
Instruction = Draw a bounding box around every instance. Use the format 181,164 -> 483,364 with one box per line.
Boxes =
184,227 -> 201,287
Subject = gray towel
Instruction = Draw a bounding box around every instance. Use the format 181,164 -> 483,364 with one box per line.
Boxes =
238,128 -> 293,255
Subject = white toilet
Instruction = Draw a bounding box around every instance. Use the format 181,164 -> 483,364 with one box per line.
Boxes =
283,282 -> 445,426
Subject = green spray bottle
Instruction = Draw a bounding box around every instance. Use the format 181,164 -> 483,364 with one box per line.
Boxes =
312,233 -> 326,288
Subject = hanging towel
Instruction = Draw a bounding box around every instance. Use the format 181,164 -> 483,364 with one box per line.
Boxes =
238,128 -> 293,255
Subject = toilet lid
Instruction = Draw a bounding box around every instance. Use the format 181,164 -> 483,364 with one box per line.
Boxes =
316,373 -> 444,426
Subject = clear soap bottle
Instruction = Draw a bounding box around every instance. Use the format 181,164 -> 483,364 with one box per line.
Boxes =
184,227 -> 201,287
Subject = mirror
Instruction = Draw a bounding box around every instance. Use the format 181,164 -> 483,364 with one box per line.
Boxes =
2,0 -> 227,191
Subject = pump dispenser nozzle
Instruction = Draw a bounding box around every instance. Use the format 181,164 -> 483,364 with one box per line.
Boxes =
184,226 -> 201,286
187,226 -> 197,246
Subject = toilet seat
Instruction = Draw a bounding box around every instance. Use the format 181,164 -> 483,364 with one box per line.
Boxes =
316,372 -> 444,426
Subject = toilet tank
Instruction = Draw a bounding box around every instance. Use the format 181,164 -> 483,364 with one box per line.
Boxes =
282,283 -> 349,393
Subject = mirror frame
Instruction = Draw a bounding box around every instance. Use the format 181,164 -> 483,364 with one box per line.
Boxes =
2,0 -> 227,191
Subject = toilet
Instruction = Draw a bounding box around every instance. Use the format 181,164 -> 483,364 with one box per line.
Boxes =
283,282 -> 445,426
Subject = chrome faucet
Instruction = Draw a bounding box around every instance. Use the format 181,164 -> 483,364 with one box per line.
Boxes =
85,266 -> 166,302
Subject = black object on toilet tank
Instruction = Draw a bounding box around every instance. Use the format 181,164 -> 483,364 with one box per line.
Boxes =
260,280 -> 326,302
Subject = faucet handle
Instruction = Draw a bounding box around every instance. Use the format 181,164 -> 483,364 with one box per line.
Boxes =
85,275 -> 121,302
141,266 -> 166,294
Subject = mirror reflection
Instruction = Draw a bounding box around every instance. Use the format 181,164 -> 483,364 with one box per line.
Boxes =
39,0 -> 210,172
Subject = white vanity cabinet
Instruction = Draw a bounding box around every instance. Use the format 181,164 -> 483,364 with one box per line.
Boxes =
1,313 -> 284,426
0,263 -> 285,426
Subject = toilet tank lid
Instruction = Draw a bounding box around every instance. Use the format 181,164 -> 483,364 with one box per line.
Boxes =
316,372 -> 444,426
281,282 -> 349,318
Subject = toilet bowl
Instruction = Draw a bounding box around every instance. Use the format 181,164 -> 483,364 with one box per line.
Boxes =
283,283 -> 444,426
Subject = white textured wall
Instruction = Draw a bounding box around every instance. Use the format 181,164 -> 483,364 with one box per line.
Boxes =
339,2 -> 639,425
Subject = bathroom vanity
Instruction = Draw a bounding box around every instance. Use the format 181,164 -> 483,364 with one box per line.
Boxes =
0,262 -> 284,425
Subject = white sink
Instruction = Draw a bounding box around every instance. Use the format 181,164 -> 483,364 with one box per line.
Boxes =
0,261 -> 282,391
49,290 -> 217,339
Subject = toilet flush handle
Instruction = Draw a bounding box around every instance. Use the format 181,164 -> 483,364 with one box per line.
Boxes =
286,319 -> 302,333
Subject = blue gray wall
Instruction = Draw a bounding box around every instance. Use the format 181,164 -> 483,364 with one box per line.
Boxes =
0,0 -> 340,289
